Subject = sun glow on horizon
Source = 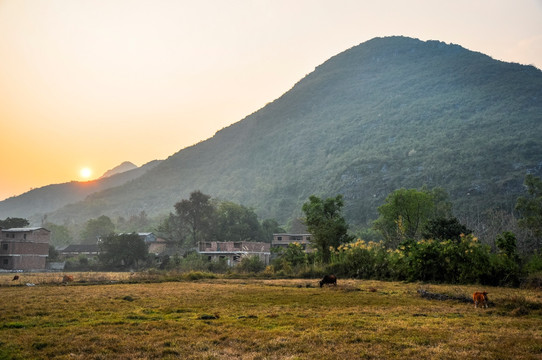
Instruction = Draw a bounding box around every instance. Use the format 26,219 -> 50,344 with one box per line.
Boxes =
79,167 -> 92,180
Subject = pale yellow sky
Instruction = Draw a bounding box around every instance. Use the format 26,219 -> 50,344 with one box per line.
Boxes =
1,0 -> 541,201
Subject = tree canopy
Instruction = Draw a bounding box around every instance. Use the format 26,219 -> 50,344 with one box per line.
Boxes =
373,187 -> 452,247
80,215 -> 115,244
302,194 -> 352,263
515,174 -> 542,249
0,217 -> 29,229
98,233 -> 148,270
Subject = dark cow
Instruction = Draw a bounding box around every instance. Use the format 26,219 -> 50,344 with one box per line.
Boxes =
473,291 -> 488,308
12,275 -> 19,281
319,274 -> 337,288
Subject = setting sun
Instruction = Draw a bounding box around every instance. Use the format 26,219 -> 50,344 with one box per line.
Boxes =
80,167 -> 92,180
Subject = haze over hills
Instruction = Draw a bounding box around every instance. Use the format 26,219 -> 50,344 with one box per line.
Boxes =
0,160 -> 161,221
3,36 -> 542,229
99,161 -> 138,179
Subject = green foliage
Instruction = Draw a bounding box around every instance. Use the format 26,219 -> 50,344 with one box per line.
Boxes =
373,187 -> 452,247
302,194 -> 352,263
261,219 -> 285,242
422,216 -> 471,241
174,191 -> 215,248
98,233 -> 149,270
0,217 -> 29,228
116,211 -> 151,233
81,215 -> 115,244
214,202 -> 264,242
516,174 -> 542,249
319,233 -> 529,286
43,222 -> 72,246
161,191 -> 283,250
236,255 -> 265,273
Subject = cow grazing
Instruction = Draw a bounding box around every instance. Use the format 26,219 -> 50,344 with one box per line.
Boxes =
473,291 -> 488,308
62,275 -> 74,283
12,275 -> 19,281
319,274 -> 337,288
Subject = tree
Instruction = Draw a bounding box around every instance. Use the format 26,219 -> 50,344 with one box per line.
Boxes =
302,194 -> 352,263
373,187 -> 452,247
174,190 -> 216,248
43,222 -> 72,247
215,201 -> 263,242
516,174 -> 542,250
98,233 -> 148,270
0,217 -> 29,229
80,215 -> 115,244
422,216 -> 472,242
261,219 -> 285,243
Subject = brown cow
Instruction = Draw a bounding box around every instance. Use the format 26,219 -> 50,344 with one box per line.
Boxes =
12,275 -> 19,281
473,291 -> 488,308
319,274 -> 337,288
62,275 -> 74,283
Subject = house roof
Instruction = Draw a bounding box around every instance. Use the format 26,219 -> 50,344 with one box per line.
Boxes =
2,227 -> 50,233
61,244 -> 100,253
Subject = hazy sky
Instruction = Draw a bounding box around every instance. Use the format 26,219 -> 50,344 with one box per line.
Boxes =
1,0 -> 541,201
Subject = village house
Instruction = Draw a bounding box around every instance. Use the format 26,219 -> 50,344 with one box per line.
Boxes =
0,227 -> 50,270
136,232 -> 167,255
197,241 -> 270,266
271,233 -> 313,252
59,244 -> 100,259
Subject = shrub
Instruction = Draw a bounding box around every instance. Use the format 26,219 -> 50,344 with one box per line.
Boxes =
236,256 -> 265,273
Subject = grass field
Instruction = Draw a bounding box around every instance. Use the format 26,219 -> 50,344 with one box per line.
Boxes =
1,273 -> 541,359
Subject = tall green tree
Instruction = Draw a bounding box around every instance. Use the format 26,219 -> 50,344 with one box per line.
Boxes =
302,194 -> 352,263
98,233 -> 148,270
515,174 -> 542,250
373,187 -> 452,247
174,190 -> 216,248
81,215 -> 115,244
0,217 -> 29,229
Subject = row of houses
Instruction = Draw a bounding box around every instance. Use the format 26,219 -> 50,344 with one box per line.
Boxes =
0,226 -> 313,271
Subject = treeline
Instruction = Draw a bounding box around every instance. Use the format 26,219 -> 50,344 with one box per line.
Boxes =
270,174 -> 542,287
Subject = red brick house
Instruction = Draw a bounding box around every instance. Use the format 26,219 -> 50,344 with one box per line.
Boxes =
0,227 -> 50,270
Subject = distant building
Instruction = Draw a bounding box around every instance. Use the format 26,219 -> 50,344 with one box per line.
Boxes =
60,244 -> 100,259
271,233 -> 313,252
197,241 -> 270,266
0,227 -> 50,270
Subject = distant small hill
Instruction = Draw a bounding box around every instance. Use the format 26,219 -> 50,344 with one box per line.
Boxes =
3,36 -> 542,229
99,161 -> 138,179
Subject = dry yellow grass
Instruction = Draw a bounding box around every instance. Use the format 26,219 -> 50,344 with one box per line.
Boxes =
1,275 -> 541,359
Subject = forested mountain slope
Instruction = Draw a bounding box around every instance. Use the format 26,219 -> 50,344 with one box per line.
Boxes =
11,36 -> 542,227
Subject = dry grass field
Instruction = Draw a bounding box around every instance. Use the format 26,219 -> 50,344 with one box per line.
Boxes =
1,273 -> 541,359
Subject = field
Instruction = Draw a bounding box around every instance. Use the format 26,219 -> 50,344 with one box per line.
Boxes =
1,273 -> 541,359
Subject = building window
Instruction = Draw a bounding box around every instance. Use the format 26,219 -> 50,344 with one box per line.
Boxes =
277,236 -> 282,241
23,234 -> 27,240
1,243 -> 7,250
2,259 -> 8,265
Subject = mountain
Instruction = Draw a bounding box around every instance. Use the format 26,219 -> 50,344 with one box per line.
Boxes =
0,160 -> 161,221
99,161 -> 138,179
3,36 -> 542,229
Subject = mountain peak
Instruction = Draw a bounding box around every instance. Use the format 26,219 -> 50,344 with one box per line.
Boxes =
99,162 -> 138,179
